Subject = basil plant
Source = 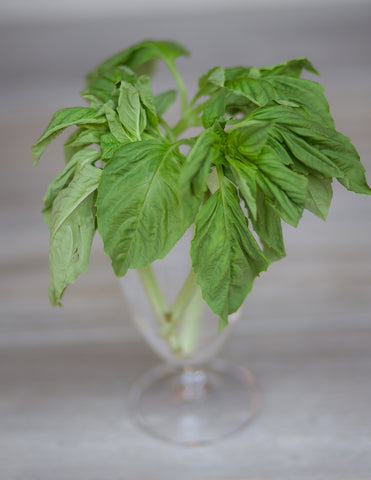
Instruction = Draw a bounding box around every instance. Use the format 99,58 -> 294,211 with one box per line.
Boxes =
32,40 -> 370,335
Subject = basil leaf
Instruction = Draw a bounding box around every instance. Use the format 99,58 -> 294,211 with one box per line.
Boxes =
254,147 -> 308,227
43,148 -> 101,228
80,71 -> 117,107
267,75 -> 334,126
117,81 -> 146,141
32,107 -> 106,164
103,103 -> 131,143
228,122 -> 271,158
99,132 -> 122,161
154,90 -> 177,116
305,176 -> 333,221
63,126 -> 106,163
259,57 -> 319,77
48,164 -> 101,305
137,75 -> 158,129
191,177 -> 269,328
229,160 -> 258,220
87,40 -> 189,83
225,77 -> 277,106
181,129 -> 222,201
202,89 -> 230,128
253,191 -> 286,261
196,66 -> 225,100
97,140 -> 195,276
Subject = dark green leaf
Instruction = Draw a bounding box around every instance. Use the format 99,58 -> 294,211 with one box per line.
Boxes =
181,129 -> 223,201
253,190 -> 286,261
196,66 -> 225,99
259,57 -> 319,77
267,75 -> 334,125
255,147 -> 308,226
226,77 -> 277,106
191,177 -> 269,327
229,159 -> 258,220
305,176 -> 333,220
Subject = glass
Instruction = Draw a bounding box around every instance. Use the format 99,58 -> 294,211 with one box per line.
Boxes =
120,229 -> 260,445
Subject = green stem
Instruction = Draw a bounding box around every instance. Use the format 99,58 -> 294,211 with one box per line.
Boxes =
136,265 -> 168,326
171,268 -> 197,322
159,117 -> 177,143
165,60 -> 188,116
177,286 -> 204,356
158,268 -> 198,338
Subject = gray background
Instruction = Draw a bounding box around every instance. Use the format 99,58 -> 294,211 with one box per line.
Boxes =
1,4 -> 371,479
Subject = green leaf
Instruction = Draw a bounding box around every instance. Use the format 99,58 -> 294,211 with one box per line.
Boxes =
191,176 -> 269,327
43,148 -> 101,228
154,90 -> 177,116
253,191 -> 286,261
48,164 -> 101,305
228,122 -> 271,158
259,57 -> 319,78
226,77 -> 277,106
137,75 -> 158,129
181,129 -> 223,201
87,40 -> 189,84
80,71 -> 117,107
249,105 -> 371,194
117,81 -> 146,141
202,89 -> 230,128
97,139 -> 195,277
103,103 -> 131,143
196,66 -> 225,99
229,160 -> 258,220
32,107 -> 106,164
100,132 -> 122,161
279,129 -> 343,177
63,126 -> 106,163
304,176 -> 333,220
267,75 -> 334,126
254,147 -> 308,227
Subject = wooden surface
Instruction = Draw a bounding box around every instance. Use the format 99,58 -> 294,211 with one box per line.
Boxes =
1,5 -> 371,479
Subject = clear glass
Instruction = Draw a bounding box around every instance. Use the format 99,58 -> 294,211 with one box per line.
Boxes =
120,229 -> 260,445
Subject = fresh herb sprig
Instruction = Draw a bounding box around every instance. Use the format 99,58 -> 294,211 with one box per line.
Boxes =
32,39 -> 370,334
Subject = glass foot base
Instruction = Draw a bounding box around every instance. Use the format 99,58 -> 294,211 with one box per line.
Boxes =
128,359 -> 261,445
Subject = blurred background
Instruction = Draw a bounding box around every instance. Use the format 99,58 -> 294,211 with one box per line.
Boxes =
1,1 -> 371,479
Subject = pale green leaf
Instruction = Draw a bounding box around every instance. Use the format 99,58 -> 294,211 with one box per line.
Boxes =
48,164 -> 102,305
43,149 -> 100,228
32,107 -> 106,164
103,103 -> 131,143
154,90 -> 177,116
117,81 -> 146,141
63,126 -> 106,163
97,140 -> 196,277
